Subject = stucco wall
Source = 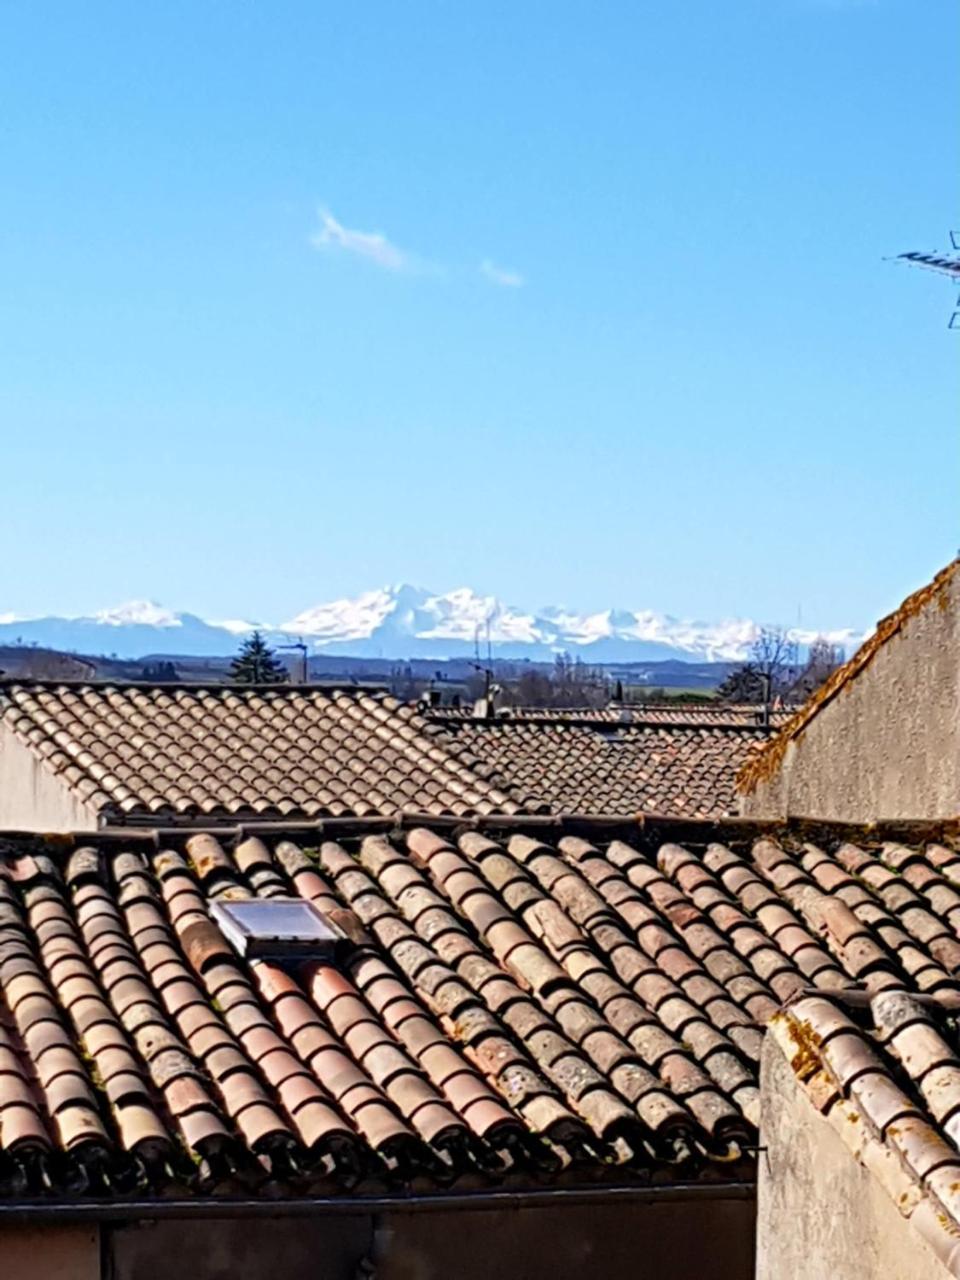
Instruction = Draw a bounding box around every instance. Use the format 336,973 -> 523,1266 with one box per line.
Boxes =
742,569 -> 960,821
0,724 -> 98,831
108,1197 -> 754,1280
757,1034 -> 954,1280
0,1225 -> 100,1280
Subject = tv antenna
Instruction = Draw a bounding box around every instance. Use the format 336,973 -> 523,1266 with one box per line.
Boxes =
278,637 -> 309,684
471,614 -> 498,718
892,231 -> 960,328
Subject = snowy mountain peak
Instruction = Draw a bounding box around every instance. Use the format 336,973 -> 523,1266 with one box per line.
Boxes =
270,585 -> 860,664
0,585 -> 862,664
91,601 -> 183,628
281,585 -> 429,642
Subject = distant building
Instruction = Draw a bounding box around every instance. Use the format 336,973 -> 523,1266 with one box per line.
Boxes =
0,682 -> 776,831
738,558 -> 960,822
0,683 -> 527,830
431,706 -> 775,818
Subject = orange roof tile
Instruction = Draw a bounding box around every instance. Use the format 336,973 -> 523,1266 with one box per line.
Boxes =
0,682 -> 773,822
0,818 -> 956,1201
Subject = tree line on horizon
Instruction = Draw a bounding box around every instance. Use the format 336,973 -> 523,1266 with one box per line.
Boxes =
2,625 -> 844,700
388,628 -> 846,709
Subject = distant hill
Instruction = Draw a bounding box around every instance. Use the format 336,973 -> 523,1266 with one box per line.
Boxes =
0,644 -> 738,691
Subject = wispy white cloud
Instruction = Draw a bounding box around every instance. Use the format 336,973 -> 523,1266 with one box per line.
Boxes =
311,207 -> 410,271
480,258 -> 525,288
310,208 -> 522,287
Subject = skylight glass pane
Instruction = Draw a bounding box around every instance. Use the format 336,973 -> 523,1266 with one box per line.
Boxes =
210,898 -> 343,956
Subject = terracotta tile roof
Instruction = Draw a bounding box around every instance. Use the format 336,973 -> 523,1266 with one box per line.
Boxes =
0,818 -> 956,1203
0,682 -> 775,823
739,557 -> 959,795
0,683 -> 531,821
434,719 -> 770,818
432,705 -> 794,728
771,990 -> 960,1273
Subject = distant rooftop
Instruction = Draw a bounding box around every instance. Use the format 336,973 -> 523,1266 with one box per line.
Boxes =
0,682 -> 775,825
430,703 -> 793,728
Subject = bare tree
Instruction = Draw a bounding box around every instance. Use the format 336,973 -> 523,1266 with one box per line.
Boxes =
513,668 -> 554,705
471,653 -> 611,709
550,653 -> 609,707
751,626 -> 800,697
717,626 -> 799,704
790,636 -> 845,698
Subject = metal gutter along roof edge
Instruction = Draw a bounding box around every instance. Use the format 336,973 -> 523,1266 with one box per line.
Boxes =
0,1180 -> 756,1223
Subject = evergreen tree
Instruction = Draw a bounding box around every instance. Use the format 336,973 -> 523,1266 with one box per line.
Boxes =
229,631 -> 288,684
715,662 -> 766,703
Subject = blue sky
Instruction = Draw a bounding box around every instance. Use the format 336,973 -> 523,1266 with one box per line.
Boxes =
1,0 -> 957,633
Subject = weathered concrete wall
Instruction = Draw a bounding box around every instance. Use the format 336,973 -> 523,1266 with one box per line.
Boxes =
0,1224 -> 100,1280
87,1192 -> 753,1280
0,724 -> 98,831
757,1034 -> 954,1280
742,568 -> 960,821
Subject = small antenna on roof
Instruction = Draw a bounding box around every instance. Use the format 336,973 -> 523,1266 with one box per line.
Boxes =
278,636 -> 309,683
470,615 -> 498,720
892,232 -> 960,328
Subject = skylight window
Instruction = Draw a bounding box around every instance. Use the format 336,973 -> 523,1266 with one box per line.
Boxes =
210,898 -> 346,961
596,726 -> 629,745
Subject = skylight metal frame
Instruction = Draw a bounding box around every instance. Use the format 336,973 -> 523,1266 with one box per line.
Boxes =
210,897 -> 347,962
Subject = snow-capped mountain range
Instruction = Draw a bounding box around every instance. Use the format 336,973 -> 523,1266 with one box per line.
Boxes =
0,585 -> 860,664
